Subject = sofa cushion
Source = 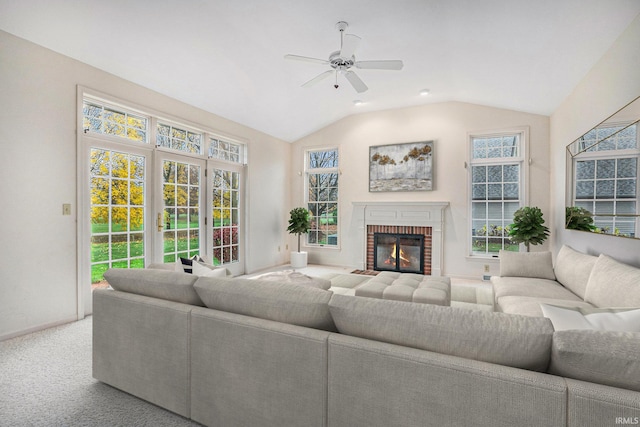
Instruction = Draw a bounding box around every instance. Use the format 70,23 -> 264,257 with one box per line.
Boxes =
492,276 -> 582,301
549,330 -> 640,392
103,268 -> 204,306
328,294 -> 553,372
194,277 -> 336,331
497,296 -> 594,317
585,255 -> 640,308
541,304 -> 640,332
553,245 -> 597,300
499,250 -> 556,280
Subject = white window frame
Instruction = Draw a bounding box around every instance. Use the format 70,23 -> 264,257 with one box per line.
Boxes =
468,127 -> 529,258
304,146 -> 340,249
570,122 -> 639,237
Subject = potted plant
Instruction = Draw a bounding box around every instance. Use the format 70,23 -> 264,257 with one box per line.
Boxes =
565,206 -> 596,232
287,207 -> 312,268
508,206 -> 550,251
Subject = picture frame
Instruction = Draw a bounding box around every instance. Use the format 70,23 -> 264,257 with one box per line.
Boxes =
369,141 -> 434,192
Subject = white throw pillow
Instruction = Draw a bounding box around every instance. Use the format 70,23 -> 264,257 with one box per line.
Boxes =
540,304 -> 640,332
191,260 -> 228,277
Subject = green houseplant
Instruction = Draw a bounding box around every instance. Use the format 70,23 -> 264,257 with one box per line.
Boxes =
565,206 -> 596,232
508,206 -> 550,251
287,207 -> 312,268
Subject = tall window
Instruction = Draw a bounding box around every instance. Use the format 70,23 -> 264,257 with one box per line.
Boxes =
89,149 -> 146,282
573,123 -> 638,237
470,133 -> 525,256
162,160 -> 201,262
306,148 -> 339,247
211,168 -> 240,265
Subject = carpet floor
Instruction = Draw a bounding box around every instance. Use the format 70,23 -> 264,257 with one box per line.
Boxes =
0,317 -> 201,427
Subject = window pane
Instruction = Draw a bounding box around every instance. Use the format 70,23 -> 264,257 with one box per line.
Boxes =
209,138 -> 245,164
576,161 -> 595,180
83,100 -> 148,143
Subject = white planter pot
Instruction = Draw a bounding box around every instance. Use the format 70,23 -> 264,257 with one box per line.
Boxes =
290,251 -> 308,269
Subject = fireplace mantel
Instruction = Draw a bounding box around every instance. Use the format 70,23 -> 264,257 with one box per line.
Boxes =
352,202 -> 449,276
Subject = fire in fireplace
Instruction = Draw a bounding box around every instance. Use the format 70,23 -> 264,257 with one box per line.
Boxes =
373,233 -> 425,274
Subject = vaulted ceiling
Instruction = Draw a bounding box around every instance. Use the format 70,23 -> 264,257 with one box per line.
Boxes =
1,0 -> 639,142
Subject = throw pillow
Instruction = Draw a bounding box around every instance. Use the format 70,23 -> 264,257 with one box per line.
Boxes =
540,303 -> 640,332
499,250 -> 556,280
179,257 -> 195,273
191,261 -> 228,277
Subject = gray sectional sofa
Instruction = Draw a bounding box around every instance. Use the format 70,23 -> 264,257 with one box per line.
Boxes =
93,251 -> 640,427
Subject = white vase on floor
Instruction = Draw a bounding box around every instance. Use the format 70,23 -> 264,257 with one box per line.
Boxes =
290,251 -> 308,269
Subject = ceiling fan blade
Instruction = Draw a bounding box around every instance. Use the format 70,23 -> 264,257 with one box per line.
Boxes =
355,60 -> 404,70
344,71 -> 368,93
284,54 -> 329,65
340,34 -> 361,58
302,70 -> 333,87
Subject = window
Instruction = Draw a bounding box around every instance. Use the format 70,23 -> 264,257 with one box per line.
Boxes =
573,123 -> 638,237
211,168 -> 240,265
157,122 -> 202,154
306,148 -> 339,247
209,137 -> 245,164
161,160 -> 201,262
469,132 -> 525,256
81,93 -> 247,290
89,148 -> 146,282
83,100 -> 148,142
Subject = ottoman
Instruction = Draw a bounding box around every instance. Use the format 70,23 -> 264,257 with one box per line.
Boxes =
355,271 -> 450,306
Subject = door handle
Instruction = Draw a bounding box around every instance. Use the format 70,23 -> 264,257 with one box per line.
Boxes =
157,213 -> 164,232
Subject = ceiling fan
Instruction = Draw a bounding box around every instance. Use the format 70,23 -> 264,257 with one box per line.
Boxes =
284,21 -> 403,93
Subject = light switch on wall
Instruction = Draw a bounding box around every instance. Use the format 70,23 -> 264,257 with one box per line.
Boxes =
63,203 -> 71,215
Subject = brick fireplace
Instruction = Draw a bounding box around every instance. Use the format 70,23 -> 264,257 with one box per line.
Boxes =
368,225 -> 432,274
352,202 -> 448,276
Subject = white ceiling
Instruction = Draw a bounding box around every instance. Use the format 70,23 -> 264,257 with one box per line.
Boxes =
1,0 -> 639,142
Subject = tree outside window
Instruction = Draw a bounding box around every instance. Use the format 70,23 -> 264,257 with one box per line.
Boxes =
306,148 -> 339,247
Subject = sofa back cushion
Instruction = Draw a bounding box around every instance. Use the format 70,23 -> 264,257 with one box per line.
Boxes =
549,330 -> 640,392
585,255 -> 640,307
328,294 -> 554,372
553,245 -> 597,299
499,250 -> 556,280
194,277 -> 336,331
103,268 -> 203,306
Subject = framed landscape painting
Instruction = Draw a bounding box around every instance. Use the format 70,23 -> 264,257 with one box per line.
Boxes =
369,141 -> 434,192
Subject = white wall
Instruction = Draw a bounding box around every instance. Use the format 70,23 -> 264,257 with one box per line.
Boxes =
291,101 -> 550,278
0,30 -> 290,340
550,14 -> 640,267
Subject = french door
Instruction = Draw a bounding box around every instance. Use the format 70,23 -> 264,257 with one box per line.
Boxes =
209,161 -> 244,276
83,146 -> 245,314
155,153 -> 206,264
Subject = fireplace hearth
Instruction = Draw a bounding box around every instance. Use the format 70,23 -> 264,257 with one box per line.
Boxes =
374,233 -> 425,274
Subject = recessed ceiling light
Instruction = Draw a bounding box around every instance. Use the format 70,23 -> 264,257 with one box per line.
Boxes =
353,100 -> 364,106
420,89 -> 431,96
